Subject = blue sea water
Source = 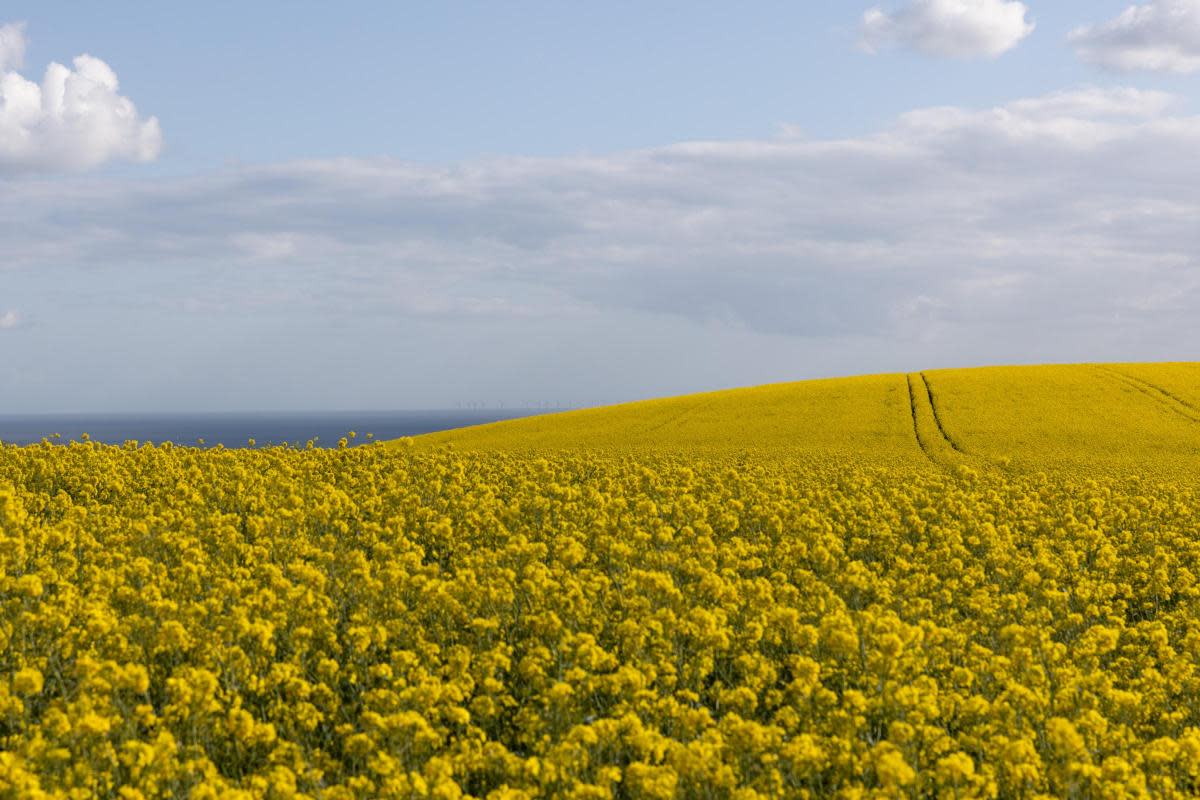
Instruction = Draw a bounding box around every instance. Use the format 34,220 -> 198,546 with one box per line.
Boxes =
0,410 -> 557,448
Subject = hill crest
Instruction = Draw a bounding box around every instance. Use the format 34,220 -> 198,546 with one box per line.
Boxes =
406,362 -> 1200,476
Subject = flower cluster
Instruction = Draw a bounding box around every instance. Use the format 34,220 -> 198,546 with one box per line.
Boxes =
3,441 -> 1200,797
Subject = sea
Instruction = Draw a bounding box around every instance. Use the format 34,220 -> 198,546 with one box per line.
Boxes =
0,410 -> 558,448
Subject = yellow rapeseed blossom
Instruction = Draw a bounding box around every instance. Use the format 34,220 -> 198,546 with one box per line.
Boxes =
12,667 -> 44,696
3,363 -> 1200,796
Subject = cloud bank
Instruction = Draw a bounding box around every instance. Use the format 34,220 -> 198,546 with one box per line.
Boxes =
1070,1 -> 1200,73
3,86 -> 1198,355
860,0 -> 1034,58
0,21 -> 162,173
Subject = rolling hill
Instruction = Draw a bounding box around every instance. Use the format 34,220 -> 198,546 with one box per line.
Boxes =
409,362 -> 1200,477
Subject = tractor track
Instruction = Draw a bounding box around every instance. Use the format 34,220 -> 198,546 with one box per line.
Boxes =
907,374 -> 936,464
907,372 -> 973,470
1094,366 -> 1200,424
920,372 -> 967,453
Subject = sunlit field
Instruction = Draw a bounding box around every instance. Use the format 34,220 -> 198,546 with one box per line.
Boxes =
4,363 -> 1200,797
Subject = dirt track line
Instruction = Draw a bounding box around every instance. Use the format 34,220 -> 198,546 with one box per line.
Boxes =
641,395 -> 720,435
906,374 -> 937,465
1094,366 -> 1200,424
920,372 -> 967,454
1103,367 -> 1200,412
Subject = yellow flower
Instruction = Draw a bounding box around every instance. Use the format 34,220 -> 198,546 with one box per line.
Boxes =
874,744 -> 915,788
623,763 -> 679,800
15,574 -> 43,598
1047,717 -> 1090,763
12,667 -> 44,696
936,752 -> 975,785
77,712 -> 112,736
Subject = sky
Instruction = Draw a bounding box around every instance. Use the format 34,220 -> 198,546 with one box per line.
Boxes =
2,1 -> 1199,412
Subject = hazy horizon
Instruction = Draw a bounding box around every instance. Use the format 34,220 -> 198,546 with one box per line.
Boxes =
0,408 -> 560,447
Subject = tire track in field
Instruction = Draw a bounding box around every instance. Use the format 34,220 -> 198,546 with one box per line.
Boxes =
640,394 -> 720,436
906,374 -> 937,465
1094,366 -> 1200,424
920,372 -> 967,454
908,372 -> 976,470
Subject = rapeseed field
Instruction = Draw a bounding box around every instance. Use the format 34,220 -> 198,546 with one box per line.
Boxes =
4,363 -> 1200,798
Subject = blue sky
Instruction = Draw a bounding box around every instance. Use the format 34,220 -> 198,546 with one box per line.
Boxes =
3,0 -> 1167,166
2,1 -> 1200,411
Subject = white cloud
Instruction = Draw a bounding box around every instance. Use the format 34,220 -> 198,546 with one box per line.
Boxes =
231,232 -> 302,261
860,0 -> 1034,58
2,87 -> 1199,360
0,21 -> 161,173
0,310 -> 21,330
1069,1 -> 1200,73
892,87 -> 1176,150
0,21 -> 26,71
5,86 -> 1200,408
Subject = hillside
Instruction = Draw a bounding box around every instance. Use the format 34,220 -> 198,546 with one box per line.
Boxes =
409,362 -> 1200,476
9,362 -> 1200,797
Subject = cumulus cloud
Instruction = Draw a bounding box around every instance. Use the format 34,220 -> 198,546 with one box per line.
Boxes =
0,21 -> 161,173
860,0 -> 1034,58
1069,1 -> 1200,73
